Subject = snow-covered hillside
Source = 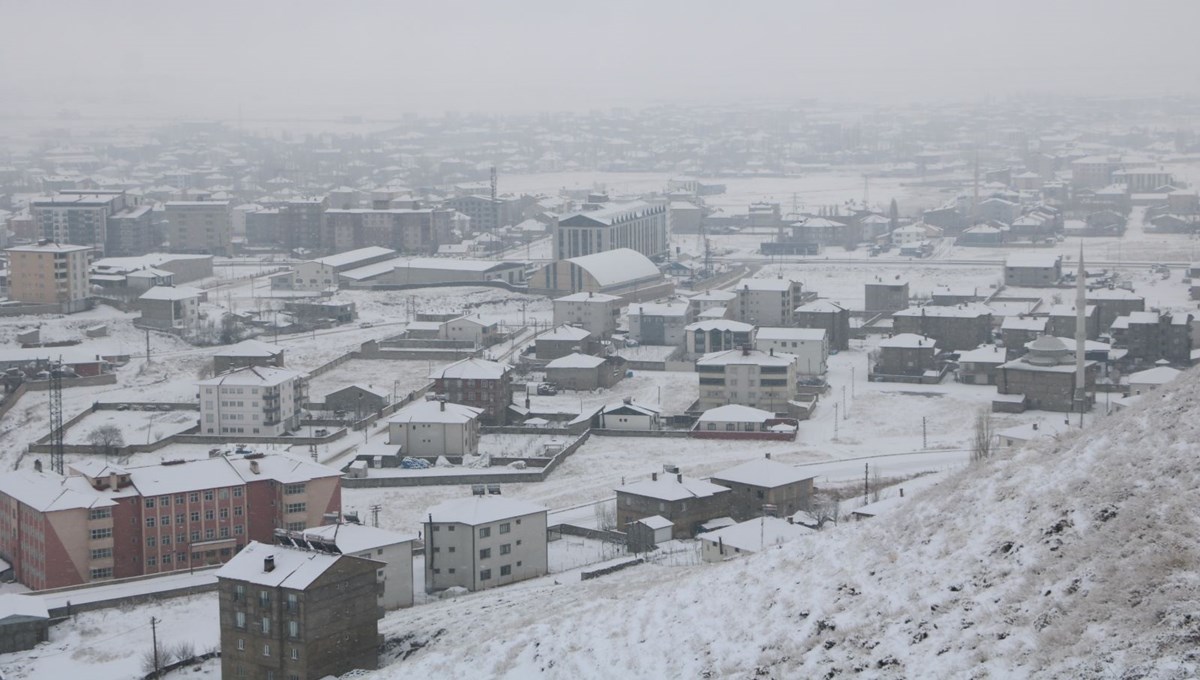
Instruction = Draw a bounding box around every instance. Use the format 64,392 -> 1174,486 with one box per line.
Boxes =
363,369 -> 1200,679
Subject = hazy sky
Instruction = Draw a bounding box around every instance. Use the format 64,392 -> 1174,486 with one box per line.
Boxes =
3,0 -> 1199,120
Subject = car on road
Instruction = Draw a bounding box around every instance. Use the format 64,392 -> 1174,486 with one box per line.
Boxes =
536,382 -> 558,396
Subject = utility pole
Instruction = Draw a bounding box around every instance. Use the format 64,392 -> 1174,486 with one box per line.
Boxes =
833,402 -> 839,439
49,360 -> 64,475
370,504 -> 381,527
842,386 -> 847,419
864,463 -> 869,503
922,416 -> 927,449
850,366 -> 855,397
145,328 -> 151,363
151,616 -> 160,677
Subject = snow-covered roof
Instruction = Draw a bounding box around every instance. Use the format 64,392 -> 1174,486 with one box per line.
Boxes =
795,299 -> 847,314
546,353 -> 606,370
214,339 -> 284,358
554,292 -> 622,303
601,400 -> 660,416
0,471 -> 117,513
634,515 -> 674,531
310,246 -> 396,269
1086,288 -> 1143,301
957,345 -> 1006,363
684,319 -> 754,333
566,248 -> 660,287
0,594 -> 49,622
699,516 -> 813,553
138,285 -> 203,301
1006,254 -> 1062,269
216,541 -> 362,589
696,348 -> 795,367
426,496 -> 547,525
131,457 -> 245,497
300,522 -> 417,554
1046,305 -> 1095,318
1001,317 -> 1048,332
879,333 -> 936,349
1128,366 -> 1182,386
689,290 -> 737,302
198,365 -> 303,387
735,278 -> 797,292
6,242 -> 90,254
539,325 -> 592,342
224,454 -> 342,485
560,201 -> 652,226
326,383 -> 390,400
387,400 -> 483,425
711,458 -> 816,488
631,300 -> 690,317
697,404 -> 775,423
617,476 -> 730,502
894,304 -> 991,319
755,327 -> 826,341
432,358 -> 511,381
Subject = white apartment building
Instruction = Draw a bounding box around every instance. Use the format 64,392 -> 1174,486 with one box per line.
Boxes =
695,347 -> 798,412
197,366 -> 307,436
753,327 -> 829,377
299,523 -> 417,610
554,201 -> 669,260
386,400 -> 482,456
423,496 -> 548,593
552,291 -> 622,338
4,242 -> 91,313
729,278 -> 808,327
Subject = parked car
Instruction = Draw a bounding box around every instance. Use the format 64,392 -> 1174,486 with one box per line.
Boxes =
536,383 -> 558,396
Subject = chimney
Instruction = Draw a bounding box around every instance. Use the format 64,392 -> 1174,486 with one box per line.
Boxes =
769,347 -> 774,356
264,555 -> 275,572
249,460 -> 260,475
677,473 -> 683,483
787,516 -> 794,524
440,400 -> 445,411
588,291 -> 593,298
765,452 -> 771,460
742,345 -> 750,356
1032,423 -> 1038,430
109,472 -> 119,490
652,472 -> 658,481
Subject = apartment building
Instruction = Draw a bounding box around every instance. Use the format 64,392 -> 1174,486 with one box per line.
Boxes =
552,291 -> 622,339
429,358 -> 513,425
628,298 -> 693,346
753,327 -> 828,377
278,196 -> 328,251
695,347 -> 798,412
423,496 -> 548,593
0,454 -> 343,590
684,319 -> 755,355
4,242 -> 91,313
615,473 -> 732,539
386,400 -> 483,457
729,278 -> 809,327
198,366 -> 307,436
288,523 -> 416,611
30,191 -> 151,256
892,304 -> 994,352
217,541 -> 381,680
321,208 -> 454,254
136,285 -> 206,331
164,200 -> 233,256
554,201 -> 669,260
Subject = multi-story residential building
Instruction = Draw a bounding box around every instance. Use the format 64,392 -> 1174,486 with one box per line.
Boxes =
213,339 -> 286,374
217,541 -> 382,680
198,366 -> 307,437
1000,316 -> 1048,358
1070,155 -> 1123,189
164,200 -> 232,256
628,298 -> 693,346
429,358 -> 513,425
136,285 -> 206,331
687,289 -> 737,318
553,201 -> 668,260
1086,288 -> 1146,331
864,280 -> 910,314
386,400 -> 482,456
615,472 -> 732,539
290,523 -> 416,611
1046,304 -> 1101,340
278,196 -> 328,251
1004,254 -> 1062,287
30,191 -> 151,256
871,333 -> 940,381
4,242 -> 91,313
795,299 -> 851,351
443,194 -> 528,234
695,347 -> 797,412
728,278 -> 809,327
684,319 -> 755,356
753,327 -> 828,377
552,291 -> 622,339
0,454 -> 342,590
244,208 -> 282,247
321,208 -> 455,254
423,496 -> 548,593
892,304 -> 994,352
710,455 -> 816,521
1110,311 -> 1194,366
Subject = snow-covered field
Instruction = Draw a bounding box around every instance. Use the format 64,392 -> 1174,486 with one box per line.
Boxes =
306,359 -> 434,404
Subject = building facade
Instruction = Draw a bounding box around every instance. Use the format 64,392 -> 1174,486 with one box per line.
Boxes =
164,201 -> 233,256
554,201 -> 668,260
429,358 -> 513,425
4,242 -> 91,313
423,497 -> 548,593
695,347 -> 797,412
198,366 -> 307,436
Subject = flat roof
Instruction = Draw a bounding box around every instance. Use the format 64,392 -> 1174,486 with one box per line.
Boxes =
426,496 -> 547,525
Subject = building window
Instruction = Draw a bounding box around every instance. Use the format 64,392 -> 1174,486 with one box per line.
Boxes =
161,515 -> 170,526
204,509 -> 214,521
500,543 -> 511,555
500,565 -> 511,576
499,522 -> 510,534
283,483 -> 306,495
90,528 -> 112,540
90,548 -> 112,560
234,506 -> 243,517
88,507 -> 111,520
219,508 -> 229,519
286,593 -> 297,612
145,517 -> 156,527
147,537 -> 156,547
479,527 -> 491,538
233,487 -> 243,498
262,644 -> 270,657
480,569 -> 491,581
205,528 -> 215,539
145,498 -> 155,509
189,492 -> 199,503
261,617 -> 270,635
234,584 -> 245,601
259,591 -> 270,608
147,556 -> 157,567
284,503 -> 306,514
291,649 -> 299,662
285,522 -> 305,531
89,567 -> 113,579
176,514 -> 185,524
235,524 -> 244,535
204,490 -> 214,501
288,620 -> 299,638
160,496 -> 170,507
479,548 -> 491,559
237,639 -> 244,651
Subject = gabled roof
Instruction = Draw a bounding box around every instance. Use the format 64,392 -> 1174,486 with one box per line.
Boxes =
684,319 -> 755,333
601,401 -> 660,416
755,327 -> 826,341
879,333 -> 936,349
554,292 -> 622,303
310,246 -> 396,269
216,541 -> 364,589
697,404 -> 775,423
300,522 -> 417,553
432,358 -> 511,381
616,476 -> 730,502
711,458 -> 816,488
139,285 -> 203,301
1128,366 -> 1181,385
696,348 -> 794,367
198,365 -> 303,387
546,353 -> 606,370
698,516 -> 812,552
539,325 -> 592,342
796,299 -> 847,314
0,471 -> 117,513
387,400 -> 483,425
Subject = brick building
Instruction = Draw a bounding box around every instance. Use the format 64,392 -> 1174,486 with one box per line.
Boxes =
893,304 -> 994,352
709,456 -> 815,521
429,358 -> 513,425
616,473 -> 732,539
794,300 -> 851,351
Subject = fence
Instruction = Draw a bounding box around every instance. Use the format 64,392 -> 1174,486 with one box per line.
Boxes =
549,523 -> 627,544
38,568 -> 221,618
580,558 -> 643,581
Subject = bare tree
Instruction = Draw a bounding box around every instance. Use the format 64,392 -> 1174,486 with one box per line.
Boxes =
811,492 -> 841,529
972,407 -> 994,463
593,501 -> 616,531
87,425 -> 125,460
870,467 -> 884,503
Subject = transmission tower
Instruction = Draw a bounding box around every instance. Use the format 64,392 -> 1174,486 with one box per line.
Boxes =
49,360 -> 64,475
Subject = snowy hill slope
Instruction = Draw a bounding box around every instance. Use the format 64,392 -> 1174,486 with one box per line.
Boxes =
366,371 -> 1200,679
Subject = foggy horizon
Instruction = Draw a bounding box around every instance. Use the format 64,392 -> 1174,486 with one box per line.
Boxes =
4,0 -> 1200,122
